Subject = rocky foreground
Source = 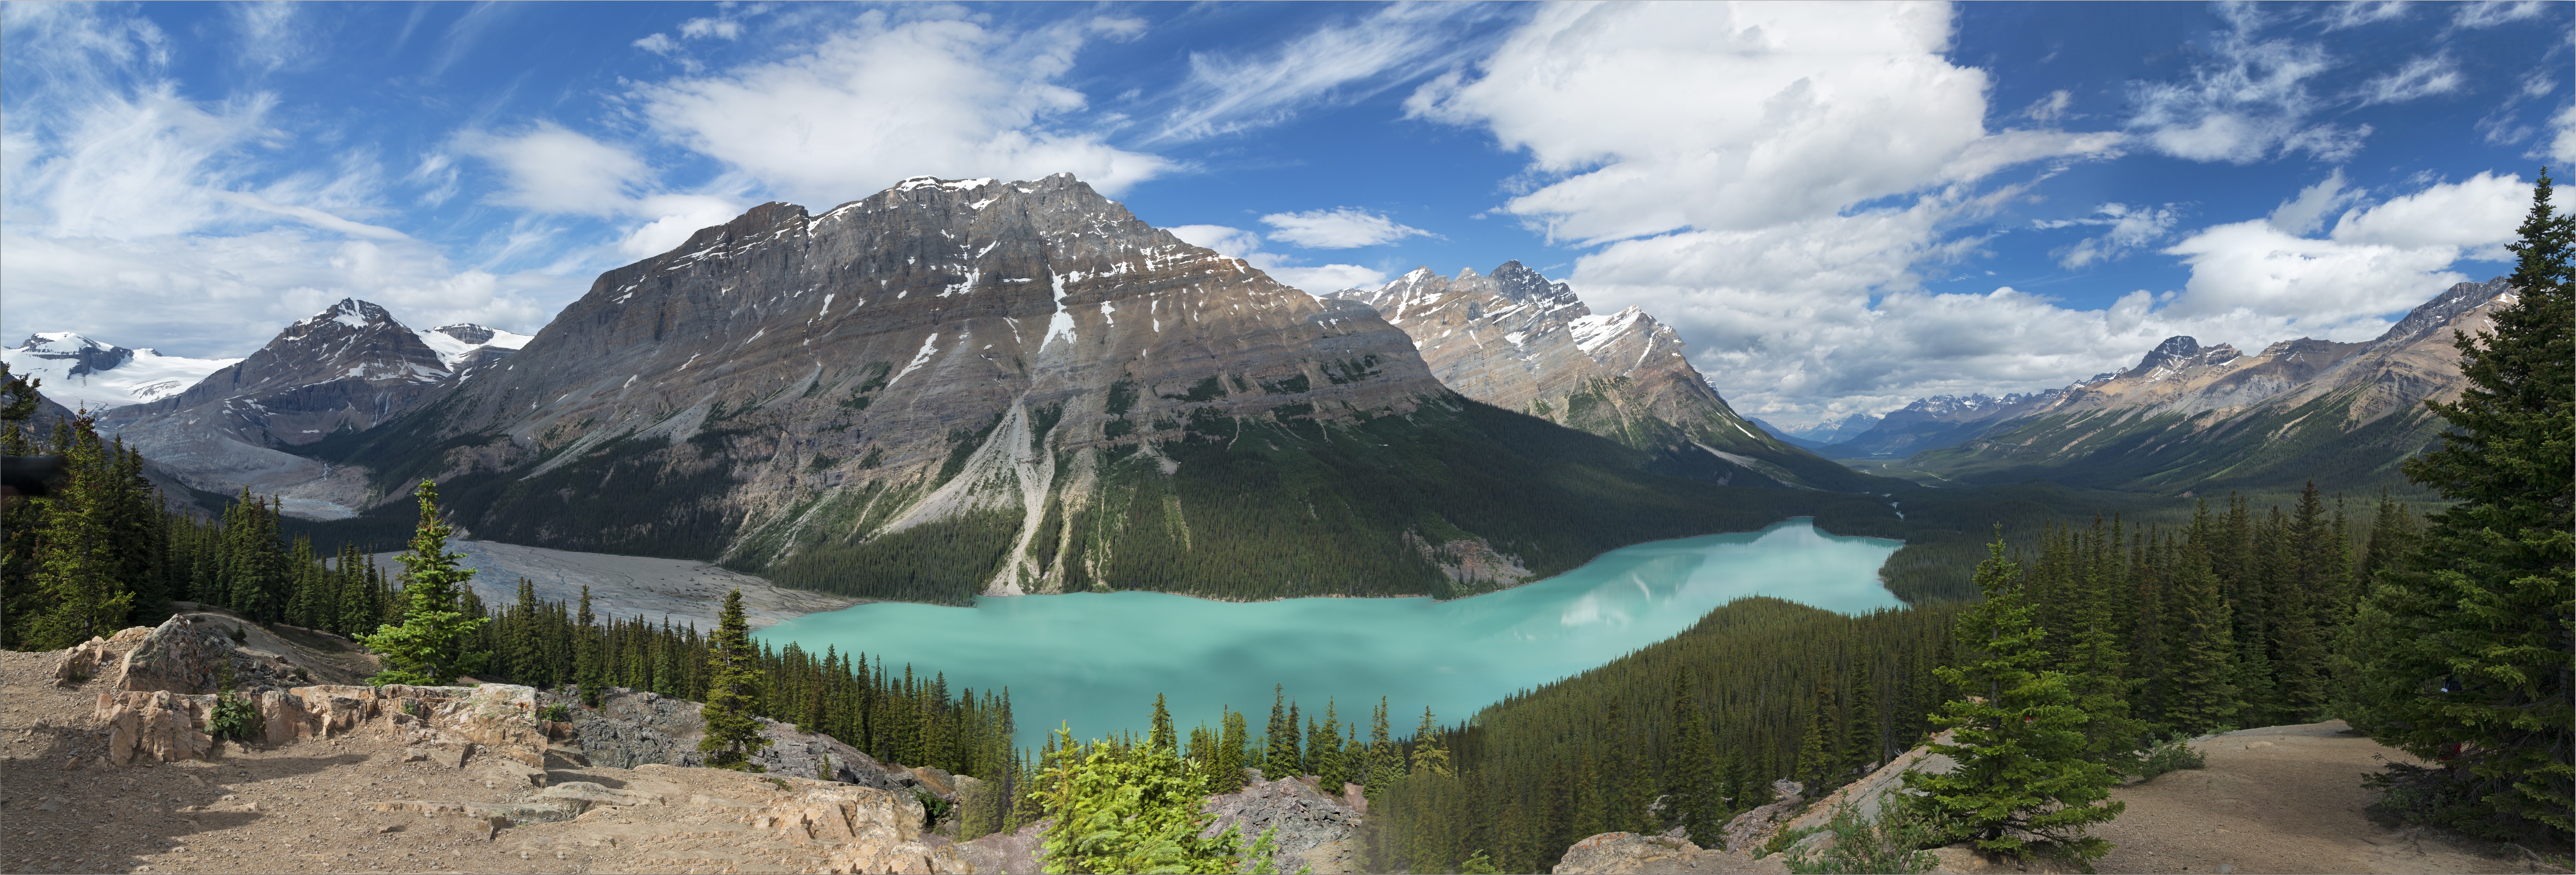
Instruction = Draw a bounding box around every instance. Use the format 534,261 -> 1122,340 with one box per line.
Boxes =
0,607 -> 1372,875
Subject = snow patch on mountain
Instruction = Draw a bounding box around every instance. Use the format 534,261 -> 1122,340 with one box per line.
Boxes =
414,323 -> 534,368
2,332 -> 239,410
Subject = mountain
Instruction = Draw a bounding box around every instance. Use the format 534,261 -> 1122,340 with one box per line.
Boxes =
1817,390 -> 2074,459
1750,413 -> 1879,450
414,323 -> 533,373
1909,278 -> 2516,495
301,174 -> 1896,604
1326,263 -> 1882,491
1,333 -> 239,411
95,299 -> 506,519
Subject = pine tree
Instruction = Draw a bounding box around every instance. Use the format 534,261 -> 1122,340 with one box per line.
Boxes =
359,482 -> 489,685
1666,671 -> 1723,845
1904,532 -> 2122,865
1366,697 -> 1397,797
2347,168 -> 2573,846
575,585 -> 604,706
25,416 -> 134,649
2164,504 -> 2241,736
1263,685 -> 1297,781
698,588 -> 772,770
1215,707 -> 1249,794
1317,699 -> 1347,792
1150,693 -> 1176,752
1843,664 -> 1882,774
1409,707 -> 1450,778
1794,679 -> 1843,790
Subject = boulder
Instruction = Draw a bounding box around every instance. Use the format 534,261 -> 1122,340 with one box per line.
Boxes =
52,626 -> 150,687
748,785 -> 970,874
1551,833 -> 1702,875
93,690 -> 216,766
116,616 -> 237,694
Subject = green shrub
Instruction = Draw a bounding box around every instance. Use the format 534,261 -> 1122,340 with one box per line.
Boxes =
2135,739 -> 2207,781
1785,800 -> 1945,875
209,693 -> 263,743
539,703 -> 572,723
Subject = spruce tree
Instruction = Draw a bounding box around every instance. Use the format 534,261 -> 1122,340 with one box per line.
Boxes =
1843,665 -> 1882,774
2164,504 -> 2242,736
1666,671 -> 1723,845
1794,679 -> 1843,790
1150,692 -> 1176,751
1905,533 -> 2122,865
1317,699 -> 1347,791
1366,697 -> 1397,797
26,417 -> 134,649
698,588 -> 771,770
1263,685 -> 1296,781
359,482 -> 489,685
1409,707 -> 1450,778
1216,707 -> 1249,794
576,585 -> 604,706
2347,168 -> 2572,846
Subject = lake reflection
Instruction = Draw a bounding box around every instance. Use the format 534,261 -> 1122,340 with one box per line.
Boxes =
756,517 -> 1901,746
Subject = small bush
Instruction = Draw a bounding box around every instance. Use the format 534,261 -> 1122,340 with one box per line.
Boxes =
1786,799 -> 1946,875
916,790 -> 952,830
2136,739 -> 2207,781
209,694 -> 263,743
539,703 -> 572,722
1763,824 -> 1825,857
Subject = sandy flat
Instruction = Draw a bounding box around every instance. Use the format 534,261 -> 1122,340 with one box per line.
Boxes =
369,539 -> 861,631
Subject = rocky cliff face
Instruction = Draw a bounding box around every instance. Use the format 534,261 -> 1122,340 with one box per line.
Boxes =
1914,278 -> 2518,493
303,175 -> 1844,603
1329,263 -> 1879,491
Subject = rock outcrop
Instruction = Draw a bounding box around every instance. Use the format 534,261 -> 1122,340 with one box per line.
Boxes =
1719,778 -> 1809,853
91,682 -> 550,767
1201,771 -> 1365,874
560,686 -> 965,800
751,785 -> 972,873
1329,262 -> 1879,492
1550,832 -> 1713,875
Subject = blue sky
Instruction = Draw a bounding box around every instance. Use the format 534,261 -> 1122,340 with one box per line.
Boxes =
3,1 -> 2567,422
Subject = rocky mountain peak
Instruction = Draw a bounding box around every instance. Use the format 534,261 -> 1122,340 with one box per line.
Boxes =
431,324 -> 496,344
9,332 -> 134,375
2380,277 -> 2515,344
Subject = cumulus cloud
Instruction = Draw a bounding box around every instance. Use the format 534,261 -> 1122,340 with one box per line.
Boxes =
2125,8 -> 2370,163
1166,223 -> 1386,295
2160,172 -> 2526,327
631,8 -> 1173,208
1406,2 -> 2117,245
0,4 -> 562,355
1258,208 -> 1435,249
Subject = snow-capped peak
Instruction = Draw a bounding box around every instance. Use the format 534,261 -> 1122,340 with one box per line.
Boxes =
2,332 -> 239,410
414,323 -> 533,368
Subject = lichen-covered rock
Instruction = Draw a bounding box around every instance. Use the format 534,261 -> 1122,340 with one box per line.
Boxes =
116,616 -> 236,694
1200,773 -> 1364,874
1550,832 -> 1702,875
748,785 -> 969,874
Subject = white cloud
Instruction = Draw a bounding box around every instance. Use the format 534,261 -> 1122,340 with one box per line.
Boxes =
678,17 -> 743,40
2125,9 -> 2370,163
2453,1 -> 2550,28
631,9 -> 1173,208
2552,103 -> 2576,165
0,4 -> 560,355
2022,90 -> 2073,123
1258,208 -> 1435,249
1150,3 -> 1501,143
2158,172 -> 2526,327
2045,203 -> 2182,269
2266,168 -> 2363,235
633,33 -> 679,55
1406,2 -> 2113,245
454,122 -> 651,216
230,2 -> 305,73
1165,223 -> 1385,295
2358,54 -> 2462,105
2320,1 -> 2410,31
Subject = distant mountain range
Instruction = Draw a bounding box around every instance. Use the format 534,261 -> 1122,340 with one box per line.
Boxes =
1747,277 -> 2514,494
127,174 -> 1895,604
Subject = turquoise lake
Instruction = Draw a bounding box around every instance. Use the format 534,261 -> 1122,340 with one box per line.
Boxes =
755,518 -> 1903,747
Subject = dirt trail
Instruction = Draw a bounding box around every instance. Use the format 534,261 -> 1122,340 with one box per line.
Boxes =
2095,721 -> 2534,875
